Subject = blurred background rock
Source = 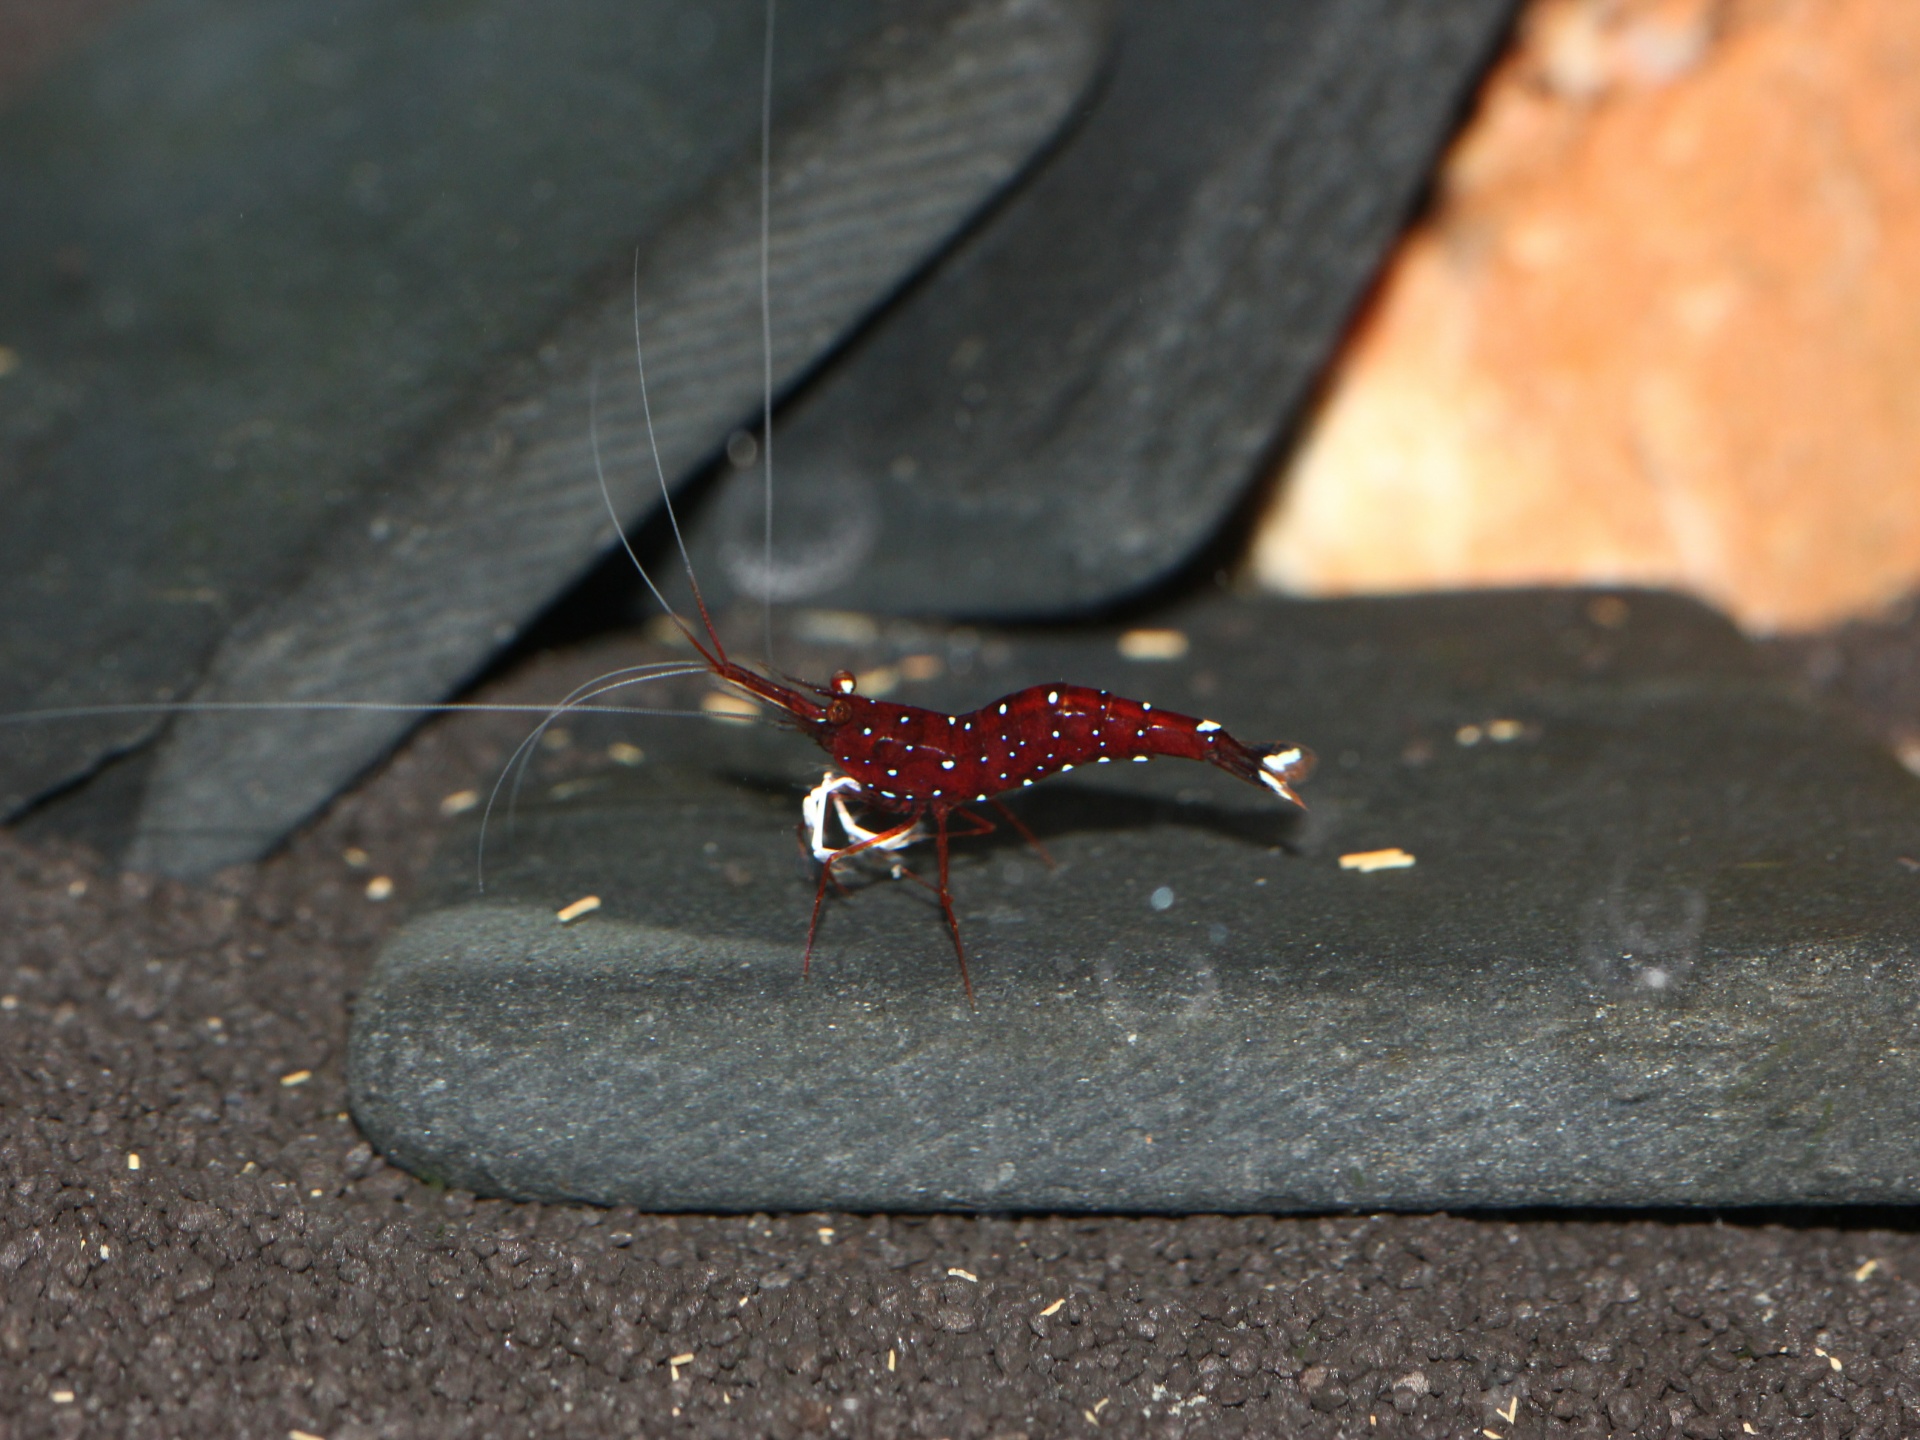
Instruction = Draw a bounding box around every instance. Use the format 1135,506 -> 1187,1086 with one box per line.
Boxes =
1256,0 -> 1920,640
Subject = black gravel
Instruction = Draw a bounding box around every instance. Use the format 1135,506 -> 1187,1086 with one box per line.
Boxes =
5,626 -> 1920,1440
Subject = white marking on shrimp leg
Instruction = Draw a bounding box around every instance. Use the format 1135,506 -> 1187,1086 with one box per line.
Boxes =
1262,747 -> 1303,772
801,772 -> 923,866
802,772 -> 867,863
1195,719 -> 1222,733
833,792 -> 919,851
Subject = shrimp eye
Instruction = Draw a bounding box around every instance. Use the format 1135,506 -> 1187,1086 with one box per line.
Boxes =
831,669 -> 857,695
827,698 -> 853,725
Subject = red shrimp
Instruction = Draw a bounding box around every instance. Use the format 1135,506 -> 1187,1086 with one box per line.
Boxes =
661,587 -> 1313,1002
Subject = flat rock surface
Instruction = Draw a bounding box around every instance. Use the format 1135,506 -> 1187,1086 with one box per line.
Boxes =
674,0 -> 1519,618
349,589 -> 1920,1210
0,0 -> 1102,874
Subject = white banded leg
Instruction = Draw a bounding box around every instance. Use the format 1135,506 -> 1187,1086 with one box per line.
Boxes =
801,772 -> 923,873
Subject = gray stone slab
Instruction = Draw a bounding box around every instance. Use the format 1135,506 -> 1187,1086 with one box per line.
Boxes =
0,0 -> 1105,873
347,589 -> 1920,1210
672,0 -> 1520,619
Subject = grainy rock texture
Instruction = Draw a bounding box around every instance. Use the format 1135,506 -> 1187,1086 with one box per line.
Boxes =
3,605 -> 1920,1438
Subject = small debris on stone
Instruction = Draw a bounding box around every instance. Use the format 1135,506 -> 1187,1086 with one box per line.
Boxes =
946,1267 -> 977,1282
668,1352 -> 695,1381
1588,595 -> 1631,629
1853,1257 -> 1881,1281
1118,628 -> 1190,661
1039,1298 -> 1065,1318
606,742 -> 645,766
1340,847 -> 1417,872
342,846 -> 370,868
793,609 -> 880,646
555,895 -> 601,924
280,1069 -> 312,1087
125,1153 -> 140,1171
899,653 -> 944,681
539,726 -> 572,752
855,665 -> 900,698
438,788 -> 481,816
364,875 -> 395,901
701,692 -> 760,725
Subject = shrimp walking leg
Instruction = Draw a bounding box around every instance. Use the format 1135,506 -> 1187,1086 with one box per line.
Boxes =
987,796 -> 1053,868
803,812 -> 926,981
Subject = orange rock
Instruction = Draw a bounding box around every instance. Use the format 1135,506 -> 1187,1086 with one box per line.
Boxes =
1254,0 -> 1920,634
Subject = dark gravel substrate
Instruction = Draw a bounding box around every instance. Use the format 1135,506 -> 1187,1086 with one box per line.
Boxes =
4,625 -> 1920,1440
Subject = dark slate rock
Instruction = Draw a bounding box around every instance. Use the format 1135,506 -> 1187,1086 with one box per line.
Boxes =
348,589 -> 1920,1210
671,0 -> 1520,620
0,0 -> 1106,874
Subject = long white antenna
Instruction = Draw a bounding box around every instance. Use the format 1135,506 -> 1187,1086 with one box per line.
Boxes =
593,355 -> 694,632
0,692 -> 708,726
476,660 -> 760,890
759,0 -> 778,668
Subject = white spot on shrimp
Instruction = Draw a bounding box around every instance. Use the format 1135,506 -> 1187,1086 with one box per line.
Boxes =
1022,779 -> 1034,787
1097,756 -> 1110,763
1061,763 -> 1073,772
1047,691 -> 1058,703
941,760 -> 955,769
1149,886 -> 1175,911
887,769 -> 898,777
1133,756 -> 1149,763
1196,719 -> 1221,733
1141,702 -> 1153,711
1257,770 -> 1305,803
998,703 -> 1008,715
1262,748 -> 1303,772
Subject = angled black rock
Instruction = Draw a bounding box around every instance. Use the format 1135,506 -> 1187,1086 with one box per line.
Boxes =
0,0 -> 1107,875
673,0 -> 1520,619
348,589 -> 1920,1210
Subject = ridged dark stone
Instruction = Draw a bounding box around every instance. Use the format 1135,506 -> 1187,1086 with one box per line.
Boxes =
0,0 -> 1106,875
674,0 -> 1521,619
